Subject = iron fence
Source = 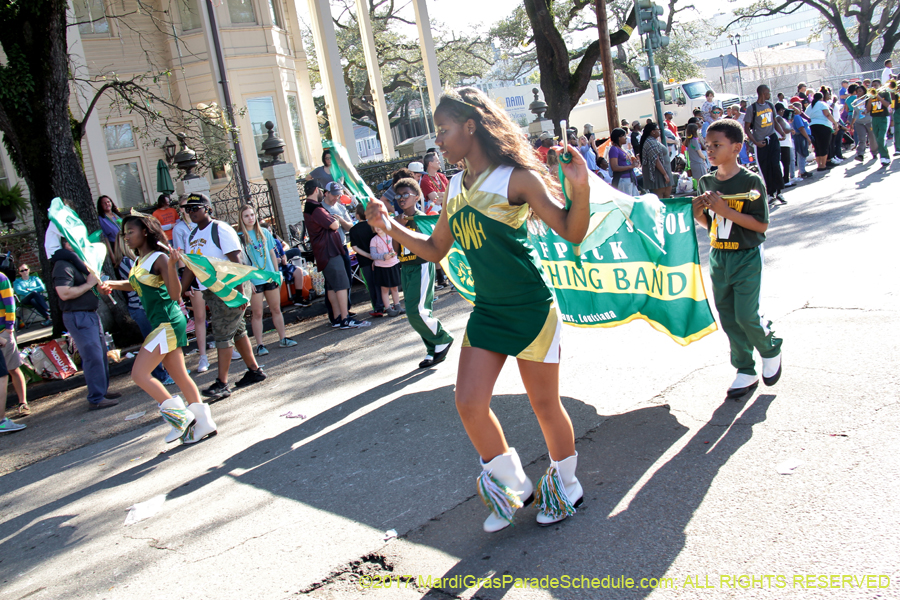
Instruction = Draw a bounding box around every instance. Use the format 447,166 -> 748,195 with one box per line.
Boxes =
209,171 -> 282,239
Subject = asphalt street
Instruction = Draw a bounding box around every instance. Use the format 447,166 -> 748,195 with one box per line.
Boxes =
1,157 -> 898,600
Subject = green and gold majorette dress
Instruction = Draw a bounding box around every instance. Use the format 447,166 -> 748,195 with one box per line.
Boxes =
129,251 -> 188,353
444,165 -> 561,363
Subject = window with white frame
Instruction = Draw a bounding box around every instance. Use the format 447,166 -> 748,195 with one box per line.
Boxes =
104,124 -> 136,151
246,96 -> 279,169
286,94 -> 309,168
73,0 -> 110,35
177,0 -> 201,31
228,0 -> 257,24
267,0 -> 282,28
113,162 -> 147,209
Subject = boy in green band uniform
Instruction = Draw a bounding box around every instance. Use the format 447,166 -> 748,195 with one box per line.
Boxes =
692,119 -> 783,399
393,178 -> 454,368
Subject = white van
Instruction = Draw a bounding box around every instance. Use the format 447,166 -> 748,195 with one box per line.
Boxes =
568,79 -> 740,138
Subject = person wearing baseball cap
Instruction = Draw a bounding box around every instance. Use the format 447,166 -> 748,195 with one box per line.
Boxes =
303,180 -> 367,329
180,192 -> 267,400
322,181 -> 354,246
536,132 -> 553,163
407,161 -> 426,179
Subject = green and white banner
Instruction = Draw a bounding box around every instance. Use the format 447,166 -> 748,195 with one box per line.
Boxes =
416,197 -> 716,346
316,141 -> 715,345
181,253 -> 281,308
325,140 -> 378,207
48,197 -> 107,275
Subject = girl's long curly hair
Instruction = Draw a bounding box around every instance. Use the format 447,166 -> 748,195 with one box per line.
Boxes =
434,87 -> 560,200
121,213 -> 167,256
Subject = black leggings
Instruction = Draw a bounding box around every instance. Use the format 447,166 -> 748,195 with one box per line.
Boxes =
780,147 -> 792,183
810,124 -> 833,158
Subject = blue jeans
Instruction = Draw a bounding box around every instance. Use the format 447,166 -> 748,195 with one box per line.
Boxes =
22,292 -> 50,319
128,306 -> 170,382
62,311 -> 109,404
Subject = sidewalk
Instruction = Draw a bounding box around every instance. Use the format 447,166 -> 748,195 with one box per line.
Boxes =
5,285 -> 372,406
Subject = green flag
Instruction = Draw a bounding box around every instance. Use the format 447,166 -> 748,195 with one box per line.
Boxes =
414,197 -> 716,346
181,253 -> 281,308
48,197 -> 107,275
324,140 -> 376,207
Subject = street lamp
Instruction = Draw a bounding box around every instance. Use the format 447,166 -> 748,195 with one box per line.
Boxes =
728,33 -> 744,97
162,136 -> 177,164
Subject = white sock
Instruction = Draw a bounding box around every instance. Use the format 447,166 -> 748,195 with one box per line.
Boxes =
434,342 -> 449,353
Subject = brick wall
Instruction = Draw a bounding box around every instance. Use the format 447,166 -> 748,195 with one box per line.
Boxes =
0,229 -> 39,272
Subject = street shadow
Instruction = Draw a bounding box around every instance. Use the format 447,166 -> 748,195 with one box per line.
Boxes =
852,163 -> 893,189
0,368 -> 440,580
419,394 -> 775,599
0,357 -> 770,600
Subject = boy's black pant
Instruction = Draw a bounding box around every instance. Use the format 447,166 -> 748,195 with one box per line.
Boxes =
710,246 -> 782,376
361,264 -> 383,312
779,146 -> 792,183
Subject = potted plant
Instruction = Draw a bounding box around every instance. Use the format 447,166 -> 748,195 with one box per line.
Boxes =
0,182 -> 27,225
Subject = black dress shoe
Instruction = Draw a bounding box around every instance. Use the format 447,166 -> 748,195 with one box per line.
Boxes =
725,380 -> 759,401
89,398 -> 119,410
105,392 -> 122,400
431,340 -> 453,365
419,340 -> 454,368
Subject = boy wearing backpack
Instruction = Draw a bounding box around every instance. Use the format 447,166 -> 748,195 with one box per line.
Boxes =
180,194 -> 266,401
744,85 -> 788,205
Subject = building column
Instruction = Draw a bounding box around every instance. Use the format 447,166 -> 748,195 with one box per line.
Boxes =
302,0 -> 359,164
279,0 -> 323,173
175,177 -> 211,199
355,0 -> 395,159
263,161 -> 303,234
412,0 -> 442,116
67,0 -> 119,204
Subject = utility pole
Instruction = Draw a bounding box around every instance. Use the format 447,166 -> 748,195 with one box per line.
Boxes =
206,0 -> 250,200
596,0 -> 619,132
646,40 -> 664,126
636,0 -> 669,126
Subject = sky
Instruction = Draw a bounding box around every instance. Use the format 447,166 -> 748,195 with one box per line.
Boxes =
423,0 -> 757,39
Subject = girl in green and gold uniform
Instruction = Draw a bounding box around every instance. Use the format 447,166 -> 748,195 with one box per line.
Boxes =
367,87 -> 591,532
106,213 -> 217,445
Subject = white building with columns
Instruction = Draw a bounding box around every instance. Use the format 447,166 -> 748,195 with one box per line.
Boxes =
0,0 -> 443,213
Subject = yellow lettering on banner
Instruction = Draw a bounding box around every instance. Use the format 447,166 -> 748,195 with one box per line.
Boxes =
540,259 -> 705,301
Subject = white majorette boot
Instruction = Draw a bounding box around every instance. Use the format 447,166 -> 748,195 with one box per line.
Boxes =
536,453 -> 584,526
477,448 -> 534,533
181,402 -> 217,444
159,396 -> 195,443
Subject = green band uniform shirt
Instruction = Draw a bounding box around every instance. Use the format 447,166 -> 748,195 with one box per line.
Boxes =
445,165 -> 561,363
129,251 -> 188,353
698,168 -> 768,251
